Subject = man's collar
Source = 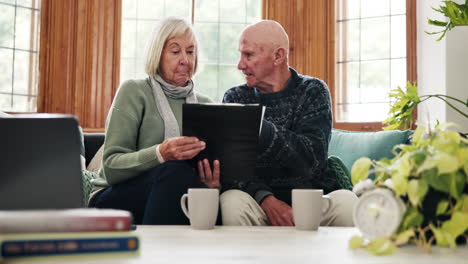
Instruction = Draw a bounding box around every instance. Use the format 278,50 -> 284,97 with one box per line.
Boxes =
284,67 -> 300,91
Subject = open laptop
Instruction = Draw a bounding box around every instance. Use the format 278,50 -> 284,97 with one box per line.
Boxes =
0,114 -> 83,210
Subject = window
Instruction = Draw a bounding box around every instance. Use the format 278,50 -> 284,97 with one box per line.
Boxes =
335,0 -> 408,123
120,0 -> 261,102
0,0 -> 40,112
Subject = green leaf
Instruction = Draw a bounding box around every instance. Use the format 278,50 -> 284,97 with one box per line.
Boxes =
366,238 -> 396,256
431,225 -> 456,248
433,131 -> 461,153
453,194 -> 468,213
416,155 -> 437,174
400,207 -> 424,230
383,83 -> 421,130
406,82 -> 419,101
465,163 -> 468,182
426,0 -> 468,40
434,152 -> 459,174
448,171 -> 465,199
394,229 -> 415,246
408,179 -> 429,207
410,149 -> 427,167
417,152 -> 459,175
396,144 -> 419,154
456,147 -> 468,176
396,154 -> 411,178
423,168 -> 450,193
412,125 -> 426,145
383,123 -> 401,131
441,131 -> 461,145
392,171 -> 408,197
441,212 -> 468,242
428,19 -> 448,27
390,155 -> 410,196
349,235 -> 365,249
351,157 -> 373,185
436,200 -> 450,215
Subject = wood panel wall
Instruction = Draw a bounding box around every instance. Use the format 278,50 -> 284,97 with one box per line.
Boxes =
38,0 -> 121,131
262,0 -> 335,92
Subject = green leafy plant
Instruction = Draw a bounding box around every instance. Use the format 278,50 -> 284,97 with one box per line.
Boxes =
426,0 -> 468,41
349,123 -> 468,255
382,82 -> 468,133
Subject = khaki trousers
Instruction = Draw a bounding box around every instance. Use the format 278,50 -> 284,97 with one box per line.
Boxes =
220,189 -> 358,226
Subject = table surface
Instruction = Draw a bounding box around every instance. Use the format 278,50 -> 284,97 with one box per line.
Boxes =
5,225 -> 468,264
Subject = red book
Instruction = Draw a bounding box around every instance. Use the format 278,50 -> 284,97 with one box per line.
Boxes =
0,209 -> 132,233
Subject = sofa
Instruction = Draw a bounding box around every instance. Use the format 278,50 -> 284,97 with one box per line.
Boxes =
83,128 -> 413,176
81,129 -> 412,207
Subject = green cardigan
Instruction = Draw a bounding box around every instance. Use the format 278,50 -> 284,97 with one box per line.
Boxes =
92,78 -> 212,189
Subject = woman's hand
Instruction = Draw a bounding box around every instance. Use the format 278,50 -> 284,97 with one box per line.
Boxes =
159,136 -> 205,161
198,159 -> 220,189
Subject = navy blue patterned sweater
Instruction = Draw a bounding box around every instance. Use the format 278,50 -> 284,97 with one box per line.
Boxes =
223,68 -> 339,204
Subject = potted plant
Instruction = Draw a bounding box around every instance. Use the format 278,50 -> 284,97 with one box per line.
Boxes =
426,0 -> 468,41
349,122 -> 467,255
381,82 -> 467,134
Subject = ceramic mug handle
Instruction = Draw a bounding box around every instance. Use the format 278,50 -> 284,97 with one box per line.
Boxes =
180,193 -> 190,219
322,195 -> 333,216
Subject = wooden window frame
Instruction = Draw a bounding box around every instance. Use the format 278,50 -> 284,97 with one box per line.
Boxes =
263,0 -> 417,131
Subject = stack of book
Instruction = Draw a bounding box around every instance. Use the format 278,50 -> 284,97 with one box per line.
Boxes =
0,208 -> 139,262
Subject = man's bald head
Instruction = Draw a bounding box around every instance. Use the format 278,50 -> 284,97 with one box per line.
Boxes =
240,20 -> 289,55
237,20 -> 291,92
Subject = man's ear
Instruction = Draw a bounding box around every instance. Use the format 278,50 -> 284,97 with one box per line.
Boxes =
273,47 -> 287,65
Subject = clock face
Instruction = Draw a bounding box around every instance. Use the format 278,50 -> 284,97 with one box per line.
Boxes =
353,189 -> 405,239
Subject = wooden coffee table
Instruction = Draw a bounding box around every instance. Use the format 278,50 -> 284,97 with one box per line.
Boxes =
7,226 -> 468,263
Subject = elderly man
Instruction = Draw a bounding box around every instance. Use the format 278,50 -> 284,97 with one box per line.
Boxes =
221,20 -> 357,226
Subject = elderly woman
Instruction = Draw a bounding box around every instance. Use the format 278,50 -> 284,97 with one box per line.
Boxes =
89,17 -> 220,225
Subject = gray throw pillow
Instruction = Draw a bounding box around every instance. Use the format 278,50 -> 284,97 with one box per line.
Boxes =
87,144 -> 104,173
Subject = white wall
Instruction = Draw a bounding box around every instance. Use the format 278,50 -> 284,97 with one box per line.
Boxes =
417,0 -> 468,133
446,26 -> 468,132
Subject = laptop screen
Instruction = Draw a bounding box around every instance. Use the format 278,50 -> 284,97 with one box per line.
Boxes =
0,114 -> 83,210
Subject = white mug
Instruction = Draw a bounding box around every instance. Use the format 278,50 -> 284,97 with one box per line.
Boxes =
180,188 -> 219,230
292,189 -> 333,231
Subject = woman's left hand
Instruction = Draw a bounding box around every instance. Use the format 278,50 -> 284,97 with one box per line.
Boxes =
198,159 -> 220,189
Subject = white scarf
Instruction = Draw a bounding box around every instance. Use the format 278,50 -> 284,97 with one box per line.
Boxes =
150,74 -> 198,139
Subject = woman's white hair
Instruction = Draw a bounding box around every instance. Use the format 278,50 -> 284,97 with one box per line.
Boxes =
144,17 -> 198,77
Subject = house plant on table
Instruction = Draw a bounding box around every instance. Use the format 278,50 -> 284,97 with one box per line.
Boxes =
348,82 -> 467,255
349,122 -> 468,255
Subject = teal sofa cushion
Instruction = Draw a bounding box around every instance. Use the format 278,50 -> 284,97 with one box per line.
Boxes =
329,129 -> 413,172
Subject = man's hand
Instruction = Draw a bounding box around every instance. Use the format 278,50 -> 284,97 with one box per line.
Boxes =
260,195 -> 294,226
198,159 -> 220,189
159,136 -> 205,161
